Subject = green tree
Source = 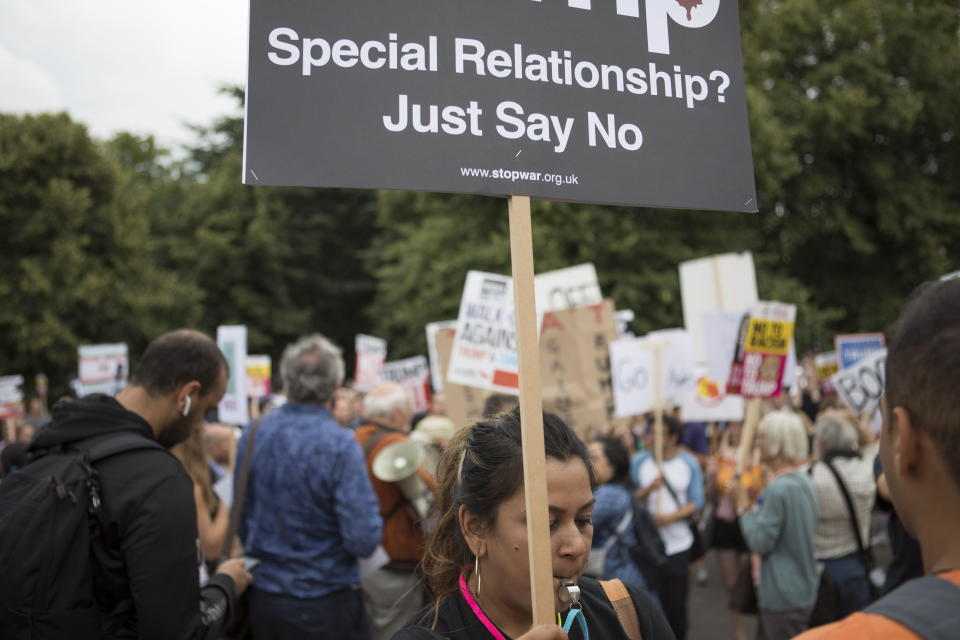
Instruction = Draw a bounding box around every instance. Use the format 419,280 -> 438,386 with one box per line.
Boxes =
0,113 -> 199,395
740,0 -> 960,333
171,88 -> 381,370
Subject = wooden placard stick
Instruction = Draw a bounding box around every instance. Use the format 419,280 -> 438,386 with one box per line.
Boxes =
3,418 -> 15,445
709,421 -> 719,459
737,397 -> 763,474
650,338 -> 666,513
507,195 -> 554,627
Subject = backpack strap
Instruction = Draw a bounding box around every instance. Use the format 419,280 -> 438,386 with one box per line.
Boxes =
605,506 -> 634,551
864,575 -> 960,640
220,418 -> 263,562
80,431 -> 166,462
600,578 -> 644,640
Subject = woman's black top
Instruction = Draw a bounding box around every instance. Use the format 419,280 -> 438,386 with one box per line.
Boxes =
392,576 -> 675,640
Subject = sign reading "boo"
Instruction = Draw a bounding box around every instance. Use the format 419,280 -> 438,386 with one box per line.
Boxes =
831,349 -> 886,416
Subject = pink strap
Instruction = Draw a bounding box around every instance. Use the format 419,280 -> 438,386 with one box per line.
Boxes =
459,573 -> 509,640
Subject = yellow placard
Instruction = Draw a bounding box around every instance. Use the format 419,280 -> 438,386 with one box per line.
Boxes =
746,318 -> 793,356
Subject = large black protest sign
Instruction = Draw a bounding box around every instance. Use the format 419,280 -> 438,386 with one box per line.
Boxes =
244,0 -> 757,212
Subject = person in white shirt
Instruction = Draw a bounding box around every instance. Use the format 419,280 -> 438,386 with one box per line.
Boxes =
811,414 -> 878,617
631,414 -> 705,640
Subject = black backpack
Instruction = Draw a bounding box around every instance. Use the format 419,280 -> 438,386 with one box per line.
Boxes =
615,496 -> 669,584
0,431 -> 165,639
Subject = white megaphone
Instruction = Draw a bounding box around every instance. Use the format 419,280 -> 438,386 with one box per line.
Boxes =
372,440 -> 431,519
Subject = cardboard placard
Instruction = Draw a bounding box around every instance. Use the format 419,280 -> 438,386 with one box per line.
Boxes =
831,349 -> 886,416
354,334 -> 388,392
217,326 -> 249,425
425,320 -> 458,392
78,343 -> 129,397
379,355 -> 432,413
539,300 -> 618,435
244,0 -> 757,212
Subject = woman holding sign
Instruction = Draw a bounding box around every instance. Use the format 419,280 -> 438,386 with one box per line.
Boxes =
393,410 -> 673,640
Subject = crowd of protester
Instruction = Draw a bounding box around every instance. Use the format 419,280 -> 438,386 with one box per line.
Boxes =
1,278 -> 959,639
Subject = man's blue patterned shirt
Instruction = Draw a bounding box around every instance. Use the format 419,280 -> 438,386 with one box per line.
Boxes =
237,403 -> 382,598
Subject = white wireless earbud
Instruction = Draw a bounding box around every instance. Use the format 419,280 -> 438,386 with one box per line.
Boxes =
182,395 -> 192,417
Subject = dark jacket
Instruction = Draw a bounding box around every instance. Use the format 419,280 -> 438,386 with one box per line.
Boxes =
394,576 -> 674,640
28,395 -> 237,639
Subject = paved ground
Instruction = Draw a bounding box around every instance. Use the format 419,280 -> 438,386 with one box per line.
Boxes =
687,552 -> 757,640
687,514 -> 892,640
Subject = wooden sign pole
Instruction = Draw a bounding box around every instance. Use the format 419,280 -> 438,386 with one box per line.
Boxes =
737,397 -> 763,474
651,339 -> 666,513
507,195 -> 555,627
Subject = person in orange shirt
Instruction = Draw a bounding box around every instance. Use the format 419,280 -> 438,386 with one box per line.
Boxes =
793,278 -> 960,640
710,421 -> 763,640
356,383 -> 438,640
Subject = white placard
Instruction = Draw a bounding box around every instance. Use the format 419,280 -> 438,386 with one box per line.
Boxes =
680,367 -> 746,422
425,320 -> 457,392
534,263 -> 603,317
217,325 -> 249,425
379,355 -> 431,414
78,343 -> 129,396
0,375 -> 24,420
701,311 -> 744,384
680,252 -> 759,365
354,334 -> 388,392
615,310 -> 635,338
448,271 -> 519,394
831,349 -> 887,416
647,329 -> 697,407
610,337 -> 655,418
0,376 -> 24,403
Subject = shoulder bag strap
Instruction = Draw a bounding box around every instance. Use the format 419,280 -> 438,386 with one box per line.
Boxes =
219,418 -> 263,562
660,474 -> 691,521
821,459 -> 869,558
600,578 -> 644,640
865,575 -> 960,640
604,507 -> 634,551
362,426 -> 394,458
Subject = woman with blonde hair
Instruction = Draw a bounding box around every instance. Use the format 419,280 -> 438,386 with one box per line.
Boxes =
172,424 -> 233,576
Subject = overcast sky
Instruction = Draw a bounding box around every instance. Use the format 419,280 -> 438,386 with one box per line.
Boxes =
0,0 -> 246,150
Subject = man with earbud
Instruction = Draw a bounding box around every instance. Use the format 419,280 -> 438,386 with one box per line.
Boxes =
17,329 -> 252,638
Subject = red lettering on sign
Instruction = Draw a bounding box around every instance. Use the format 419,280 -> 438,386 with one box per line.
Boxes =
541,313 -> 565,332
493,370 -> 519,388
